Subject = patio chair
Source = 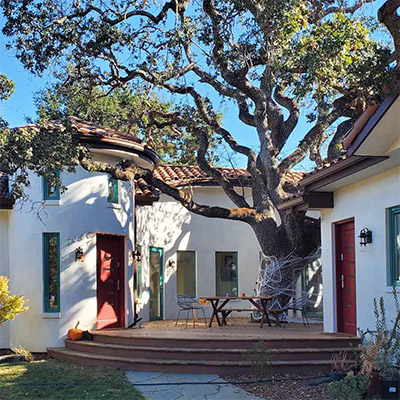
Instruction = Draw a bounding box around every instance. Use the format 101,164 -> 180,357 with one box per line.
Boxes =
175,294 -> 207,327
281,292 -> 311,327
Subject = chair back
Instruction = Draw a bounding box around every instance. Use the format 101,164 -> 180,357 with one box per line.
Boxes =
176,294 -> 198,310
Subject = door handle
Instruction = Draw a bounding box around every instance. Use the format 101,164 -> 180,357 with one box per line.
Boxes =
117,279 -> 120,291
340,274 -> 345,289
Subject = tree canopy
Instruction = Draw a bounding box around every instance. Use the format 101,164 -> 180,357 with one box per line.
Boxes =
1,0 -> 399,257
35,83 -> 217,164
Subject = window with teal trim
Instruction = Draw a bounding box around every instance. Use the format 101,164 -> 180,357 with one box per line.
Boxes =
107,174 -> 119,204
388,205 -> 400,284
43,233 -> 60,312
43,170 -> 60,200
216,252 -> 238,297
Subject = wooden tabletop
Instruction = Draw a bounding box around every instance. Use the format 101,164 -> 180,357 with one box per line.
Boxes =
200,296 -> 273,301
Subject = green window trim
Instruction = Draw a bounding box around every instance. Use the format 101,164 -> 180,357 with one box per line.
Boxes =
107,174 -> 119,204
43,170 -> 61,200
43,233 -> 61,313
388,205 -> 400,285
215,251 -> 239,297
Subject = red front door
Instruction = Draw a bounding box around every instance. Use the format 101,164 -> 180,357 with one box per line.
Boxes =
336,220 -> 357,335
97,234 -> 125,329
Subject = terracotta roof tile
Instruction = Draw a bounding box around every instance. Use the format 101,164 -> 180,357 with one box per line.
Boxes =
152,165 -> 304,191
135,177 -> 160,202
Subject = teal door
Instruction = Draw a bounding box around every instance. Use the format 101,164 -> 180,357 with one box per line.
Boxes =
149,247 -> 163,320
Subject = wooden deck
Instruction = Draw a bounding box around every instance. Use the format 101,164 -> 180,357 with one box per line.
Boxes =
48,318 -> 359,375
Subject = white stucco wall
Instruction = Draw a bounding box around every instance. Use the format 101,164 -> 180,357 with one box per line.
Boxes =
136,187 -> 263,321
7,166 -> 135,351
321,166 -> 400,333
0,211 -> 10,348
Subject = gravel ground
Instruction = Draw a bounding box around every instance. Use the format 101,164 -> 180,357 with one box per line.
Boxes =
225,373 -> 330,400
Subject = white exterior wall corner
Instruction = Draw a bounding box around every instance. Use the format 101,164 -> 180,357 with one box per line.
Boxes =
7,166 -> 136,351
0,211 -> 10,348
136,186 -> 263,321
321,166 -> 400,334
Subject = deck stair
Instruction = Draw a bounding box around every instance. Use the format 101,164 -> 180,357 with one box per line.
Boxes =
48,331 -> 360,375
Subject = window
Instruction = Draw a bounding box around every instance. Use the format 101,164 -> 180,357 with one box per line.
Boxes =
107,175 -> 119,204
43,233 -> 60,312
43,171 -> 60,200
215,252 -> 238,297
177,251 -> 196,297
388,205 -> 400,284
135,245 -> 142,300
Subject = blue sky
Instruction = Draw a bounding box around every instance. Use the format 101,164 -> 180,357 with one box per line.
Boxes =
0,1 -> 388,171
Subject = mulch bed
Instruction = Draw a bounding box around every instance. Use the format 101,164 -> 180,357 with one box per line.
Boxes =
225,373 -> 330,400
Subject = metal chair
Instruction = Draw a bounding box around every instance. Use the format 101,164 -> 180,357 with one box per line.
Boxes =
281,292 -> 311,327
175,294 -> 207,327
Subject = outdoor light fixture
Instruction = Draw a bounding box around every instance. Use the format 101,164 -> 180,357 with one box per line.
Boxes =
359,228 -> 372,246
75,247 -> 84,262
133,246 -> 142,262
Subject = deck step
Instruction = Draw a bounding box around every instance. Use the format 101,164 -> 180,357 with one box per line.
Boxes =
91,333 -> 360,350
65,340 -> 357,362
48,347 -> 339,374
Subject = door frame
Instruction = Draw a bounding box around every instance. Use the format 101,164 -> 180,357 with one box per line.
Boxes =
96,233 -> 126,329
334,217 -> 356,334
149,246 -> 164,321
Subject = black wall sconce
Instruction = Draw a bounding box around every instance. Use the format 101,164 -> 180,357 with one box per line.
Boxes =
133,246 -> 142,262
75,247 -> 84,262
359,228 -> 372,246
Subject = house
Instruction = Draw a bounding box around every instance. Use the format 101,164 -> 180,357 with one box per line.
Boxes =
133,165 -> 316,322
279,95 -> 400,335
0,117 -> 159,351
0,117 -> 312,353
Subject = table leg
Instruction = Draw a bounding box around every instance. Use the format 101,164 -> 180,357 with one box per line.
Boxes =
261,299 -> 272,328
209,300 -> 221,327
216,299 -> 230,326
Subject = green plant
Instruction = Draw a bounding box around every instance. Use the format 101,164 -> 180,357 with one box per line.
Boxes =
11,346 -> 34,363
0,276 -> 28,325
248,341 -> 272,378
326,372 -> 370,400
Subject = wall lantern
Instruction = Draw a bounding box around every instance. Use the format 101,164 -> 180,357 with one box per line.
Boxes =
133,246 -> 142,262
359,228 -> 372,246
75,247 -> 84,262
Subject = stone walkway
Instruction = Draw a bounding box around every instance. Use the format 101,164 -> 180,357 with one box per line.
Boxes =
126,371 -> 265,400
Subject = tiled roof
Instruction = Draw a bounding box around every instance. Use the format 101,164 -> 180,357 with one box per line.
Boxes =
17,116 -> 145,145
135,177 -> 160,204
153,165 -> 304,189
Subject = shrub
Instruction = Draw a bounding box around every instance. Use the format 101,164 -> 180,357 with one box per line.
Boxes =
0,275 -> 28,325
326,372 -> 370,400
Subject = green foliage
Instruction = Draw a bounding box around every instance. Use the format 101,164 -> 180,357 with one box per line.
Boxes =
248,340 -> 272,378
35,83 -> 213,164
0,74 -> 14,101
326,372 -> 370,400
0,275 -> 28,325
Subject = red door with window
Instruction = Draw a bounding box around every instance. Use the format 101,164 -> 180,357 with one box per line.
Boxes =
97,235 -> 125,329
335,220 -> 357,335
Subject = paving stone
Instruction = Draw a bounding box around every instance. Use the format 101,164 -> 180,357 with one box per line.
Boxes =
126,371 -> 265,400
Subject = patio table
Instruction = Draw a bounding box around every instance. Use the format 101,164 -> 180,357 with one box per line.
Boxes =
200,296 -> 274,328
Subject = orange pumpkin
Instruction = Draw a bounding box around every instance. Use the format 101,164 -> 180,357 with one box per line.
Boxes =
67,322 -> 83,341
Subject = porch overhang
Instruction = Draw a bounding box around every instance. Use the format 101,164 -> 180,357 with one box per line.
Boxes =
279,155 -> 388,213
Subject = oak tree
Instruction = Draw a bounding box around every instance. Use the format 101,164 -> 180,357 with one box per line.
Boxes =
1,0 -> 399,261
